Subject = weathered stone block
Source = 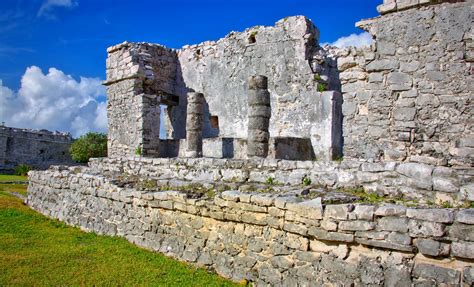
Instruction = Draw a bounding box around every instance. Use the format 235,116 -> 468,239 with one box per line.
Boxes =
221,190 -> 241,202
464,267 -> 473,286
355,230 -> 388,240
324,204 -> 352,220
352,205 -> 374,220
366,59 -> 399,71
396,163 -> 433,190
308,227 -> 354,243
455,209 -> 474,225
286,198 -> 323,220
320,219 -> 338,231
452,241 -> 474,259
408,220 -> 445,237
283,222 -> 308,236
355,238 -> 413,252
387,232 -> 411,246
406,208 -> 454,224
377,217 -> 408,232
393,107 -> 416,121
375,204 -> 406,216
448,223 -> 474,241
414,239 -> 450,257
433,177 -> 459,193
270,256 -> 294,270
413,263 -> 461,284
460,184 -> 474,201
339,220 -> 375,231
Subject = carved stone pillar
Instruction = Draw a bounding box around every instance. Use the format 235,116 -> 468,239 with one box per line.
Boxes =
185,92 -> 204,157
247,75 -> 271,158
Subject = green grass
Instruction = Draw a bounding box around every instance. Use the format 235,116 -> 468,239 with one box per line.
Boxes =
0,183 -> 29,196
0,174 -> 28,182
0,192 -> 238,286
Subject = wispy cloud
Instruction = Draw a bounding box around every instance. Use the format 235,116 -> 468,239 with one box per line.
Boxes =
37,0 -> 78,19
326,32 -> 373,48
0,9 -> 26,34
0,46 -> 35,57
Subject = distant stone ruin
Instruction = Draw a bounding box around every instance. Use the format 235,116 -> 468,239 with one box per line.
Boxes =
28,0 -> 473,285
0,124 -> 74,173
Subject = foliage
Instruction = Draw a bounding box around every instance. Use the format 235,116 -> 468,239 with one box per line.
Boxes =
333,155 -> 344,162
440,201 -> 453,208
69,132 -> 107,163
317,82 -> 327,92
136,179 -> 157,190
340,187 -> 386,204
135,147 -> 142,156
266,176 -> 275,185
14,164 -> 31,176
302,176 -> 312,186
0,192 -> 237,286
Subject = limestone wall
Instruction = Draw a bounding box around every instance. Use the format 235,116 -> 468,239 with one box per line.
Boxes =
27,166 -> 474,286
174,16 -> 338,144
104,43 -> 177,157
0,126 -> 73,172
103,1 -> 473,168
88,157 -> 473,205
104,17 -> 343,160
337,1 -> 473,166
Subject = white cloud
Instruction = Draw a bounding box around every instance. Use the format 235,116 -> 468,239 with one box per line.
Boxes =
0,66 -> 107,138
38,0 -> 78,18
329,32 -> 373,48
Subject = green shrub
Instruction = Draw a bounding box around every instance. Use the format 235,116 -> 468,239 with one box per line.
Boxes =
15,164 -> 31,176
302,176 -> 312,186
135,146 -> 142,156
317,82 -> 327,92
266,176 -> 275,185
69,132 -> 107,163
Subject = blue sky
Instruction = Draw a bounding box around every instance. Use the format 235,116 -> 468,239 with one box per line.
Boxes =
0,0 -> 381,136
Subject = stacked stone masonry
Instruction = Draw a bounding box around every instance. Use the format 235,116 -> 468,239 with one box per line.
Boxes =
104,16 -> 343,161
185,92 -> 204,157
88,157 -> 473,204
28,166 -> 473,286
27,0 -> 474,285
247,76 -> 272,158
0,125 -> 74,173
338,1 -> 473,167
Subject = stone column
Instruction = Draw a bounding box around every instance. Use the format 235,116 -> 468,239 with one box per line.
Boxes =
247,75 -> 271,158
185,92 -> 204,157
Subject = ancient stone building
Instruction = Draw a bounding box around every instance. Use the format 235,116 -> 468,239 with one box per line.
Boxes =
0,124 -> 74,173
103,15 -> 342,161
28,0 -> 473,285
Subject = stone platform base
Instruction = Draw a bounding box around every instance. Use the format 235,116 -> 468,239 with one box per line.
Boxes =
27,164 -> 473,286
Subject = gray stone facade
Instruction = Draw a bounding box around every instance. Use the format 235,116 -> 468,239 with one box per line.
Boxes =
87,156 -> 472,205
103,1 -> 472,169
0,125 -> 74,173
104,16 -> 342,161
26,0 -> 474,285
337,1 -> 473,166
27,166 -> 474,286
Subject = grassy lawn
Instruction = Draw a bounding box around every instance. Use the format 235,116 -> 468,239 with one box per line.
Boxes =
0,191 -> 238,286
0,174 -> 28,182
0,183 -> 29,196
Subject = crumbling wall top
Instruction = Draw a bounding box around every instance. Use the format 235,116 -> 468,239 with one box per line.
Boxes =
376,0 -> 467,15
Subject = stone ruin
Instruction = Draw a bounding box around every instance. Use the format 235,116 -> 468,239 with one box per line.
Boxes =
27,1 -> 473,285
0,124 -> 74,173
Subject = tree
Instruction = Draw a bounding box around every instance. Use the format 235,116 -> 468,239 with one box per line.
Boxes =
69,132 -> 107,163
